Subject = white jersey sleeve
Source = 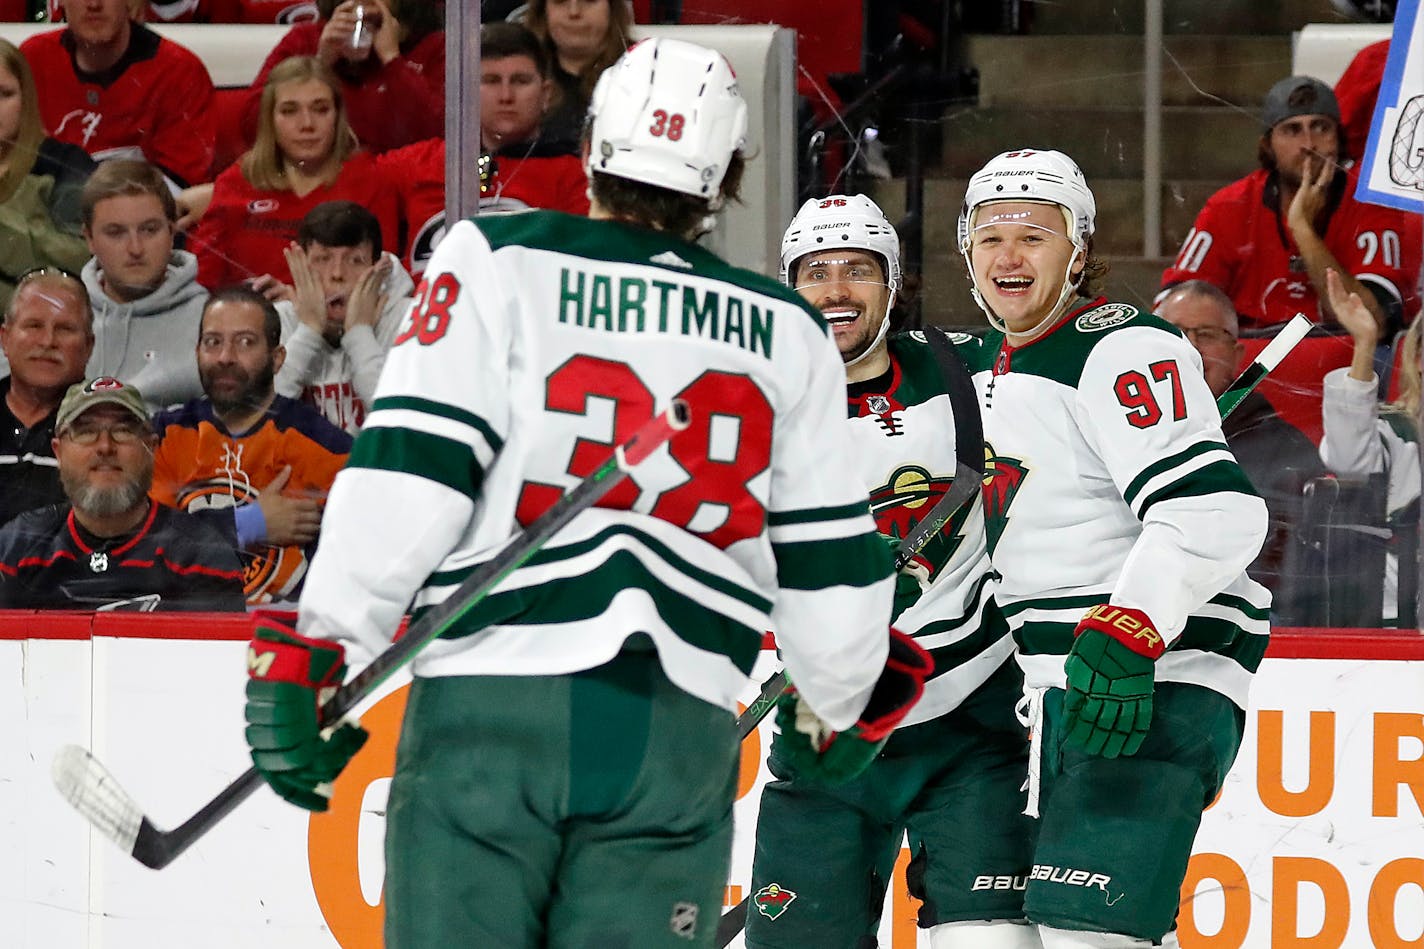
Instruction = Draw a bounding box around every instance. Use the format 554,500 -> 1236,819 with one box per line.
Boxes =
1076,327 -> 1268,642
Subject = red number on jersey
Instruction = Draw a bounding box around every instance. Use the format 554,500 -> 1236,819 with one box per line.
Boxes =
393,273 -> 461,346
515,356 -> 772,548
1114,359 -> 1186,428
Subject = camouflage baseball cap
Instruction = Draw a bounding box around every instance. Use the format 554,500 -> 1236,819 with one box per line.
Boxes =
1262,76 -> 1341,129
56,377 -> 149,433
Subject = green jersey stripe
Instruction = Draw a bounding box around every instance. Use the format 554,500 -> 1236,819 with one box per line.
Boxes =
774,529 -> 889,590
768,501 -> 873,526
1122,441 -> 1229,508
999,592 -> 1104,620
369,395 -> 505,453
1137,460 -> 1258,519
427,523 -> 774,614
347,426 -> 484,500
1014,617 -> 1268,671
416,550 -> 765,673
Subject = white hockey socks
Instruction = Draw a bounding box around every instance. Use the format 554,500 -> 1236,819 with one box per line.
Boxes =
926,919 -> 1044,948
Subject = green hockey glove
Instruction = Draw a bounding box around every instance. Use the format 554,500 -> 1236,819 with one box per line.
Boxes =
881,534 -> 932,621
774,628 -> 933,786
245,619 -> 368,812
1062,604 -> 1165,759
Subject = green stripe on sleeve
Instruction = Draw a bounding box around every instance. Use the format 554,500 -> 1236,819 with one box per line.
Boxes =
768,500 -> 873,526
773,529 -> 890,590
347,426 -> 485,499
1137,460 -> 1258,519
1122,441 -> 1229,508
368,395 -> 505,453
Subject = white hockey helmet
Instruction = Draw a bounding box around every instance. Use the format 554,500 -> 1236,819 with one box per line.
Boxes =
586,38 -> 749,203
956,148 -> 1096,253
779,194 -> 903,291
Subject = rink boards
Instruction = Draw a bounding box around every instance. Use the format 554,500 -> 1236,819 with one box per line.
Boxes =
2,613 -> 1423,948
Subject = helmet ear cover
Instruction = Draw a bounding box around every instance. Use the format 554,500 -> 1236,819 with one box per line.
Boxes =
586,38 -> 749,203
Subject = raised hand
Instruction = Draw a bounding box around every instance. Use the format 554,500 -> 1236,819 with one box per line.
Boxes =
283,243 -> 328,335
344,256 -> 391,332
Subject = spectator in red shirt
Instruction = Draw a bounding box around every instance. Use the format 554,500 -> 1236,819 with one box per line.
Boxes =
524,0 -> 632,147
378,21 -> 591,279
44,0 -> 321,21
1334,39 -> 1389,163
1160,75 -> 1421,334
21,0 -> 216,188
190,55 -> 398,291
240,0 -> 445,155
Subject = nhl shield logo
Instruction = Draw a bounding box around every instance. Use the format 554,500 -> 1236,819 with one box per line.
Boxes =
753,883 -> 797,921
867,394 -> 892,415
668,901 -> 698,940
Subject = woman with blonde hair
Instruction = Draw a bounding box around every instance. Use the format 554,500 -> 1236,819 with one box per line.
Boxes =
524,0 -> 633,145
192,55 -> 397,290
1320,267 -> 1421,624
0,39 -> 96,308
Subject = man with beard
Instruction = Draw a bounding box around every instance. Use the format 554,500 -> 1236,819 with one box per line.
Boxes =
1159,75 -> 1421,333
150,286 -> 352,604
744,195 -> 1034,949
0,376 -> 245,611
275,200 -> 414,435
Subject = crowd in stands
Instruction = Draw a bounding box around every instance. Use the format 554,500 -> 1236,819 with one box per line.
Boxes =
0,1 -> 1420,626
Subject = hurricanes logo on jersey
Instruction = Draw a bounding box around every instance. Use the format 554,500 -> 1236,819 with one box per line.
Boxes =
870,465 -> 967,570
981,441 -> 1029,553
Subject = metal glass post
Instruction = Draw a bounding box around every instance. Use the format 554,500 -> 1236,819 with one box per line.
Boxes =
446,1 -> 483,224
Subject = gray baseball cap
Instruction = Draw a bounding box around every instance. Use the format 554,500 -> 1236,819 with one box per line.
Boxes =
1262,76 -> 1341,129
56,377 -> 150,433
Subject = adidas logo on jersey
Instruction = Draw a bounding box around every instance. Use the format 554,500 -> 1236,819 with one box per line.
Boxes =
649,250 -> 693,269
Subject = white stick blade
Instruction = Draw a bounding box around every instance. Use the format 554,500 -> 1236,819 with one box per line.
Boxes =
52,744 -> 144,855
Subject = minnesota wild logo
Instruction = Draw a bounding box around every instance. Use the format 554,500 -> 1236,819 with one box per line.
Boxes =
753,883 -> 797,920
870,465 -> 966,566
982,442 -> 1029,552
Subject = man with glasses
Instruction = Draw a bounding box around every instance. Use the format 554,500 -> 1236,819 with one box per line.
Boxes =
0,268 -> 94,528
0,376 -> 245,610
1156,280 -> 1324,604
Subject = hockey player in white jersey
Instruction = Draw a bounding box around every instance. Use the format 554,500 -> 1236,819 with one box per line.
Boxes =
744,194 -> 1038,948
959,149 -> 1270,949
240,39 -> 933,949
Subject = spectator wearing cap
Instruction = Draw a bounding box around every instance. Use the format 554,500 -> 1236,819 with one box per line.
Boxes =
0,377 -> 246,611
20,0 -> 217,189
80,160 -> 207,411
0,268 -> 93,528
1159,75 -> 1421,334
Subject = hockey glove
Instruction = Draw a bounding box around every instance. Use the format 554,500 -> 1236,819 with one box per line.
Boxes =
1062,604 -> 1164,759
245,619 -> 369,812
774,628 -> 933,786
881,534 -> 933,621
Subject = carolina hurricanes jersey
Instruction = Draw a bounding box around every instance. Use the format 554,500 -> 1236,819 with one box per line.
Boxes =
190,154 -> 399,289
296,210 -> 894,729
1161,165 -> 1422,330
848,331 -> 1012,727
1335,39 -> 1389,162
47,0 -> 317,21
21,24 -> 216,186
150,396 -> 352,605
975,298 -> 1271,708
378,138 -> 592,281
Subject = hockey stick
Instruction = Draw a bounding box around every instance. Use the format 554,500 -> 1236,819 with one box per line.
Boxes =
717,315 -> 1315,947
732,327 -> 986,742
52,400 -> 692,871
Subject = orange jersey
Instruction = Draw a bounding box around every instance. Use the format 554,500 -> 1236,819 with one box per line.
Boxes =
151,395 -> 352,604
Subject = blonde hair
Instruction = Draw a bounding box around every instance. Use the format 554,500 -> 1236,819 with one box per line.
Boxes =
1388,319 -> 1422,423
240,57 -> 358,192
0,40 -> 45,203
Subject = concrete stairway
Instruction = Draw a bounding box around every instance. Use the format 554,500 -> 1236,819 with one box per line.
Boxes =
878,0 -> 1351,328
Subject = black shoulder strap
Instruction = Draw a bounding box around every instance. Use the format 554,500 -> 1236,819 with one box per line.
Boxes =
923,327 -> 984,479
